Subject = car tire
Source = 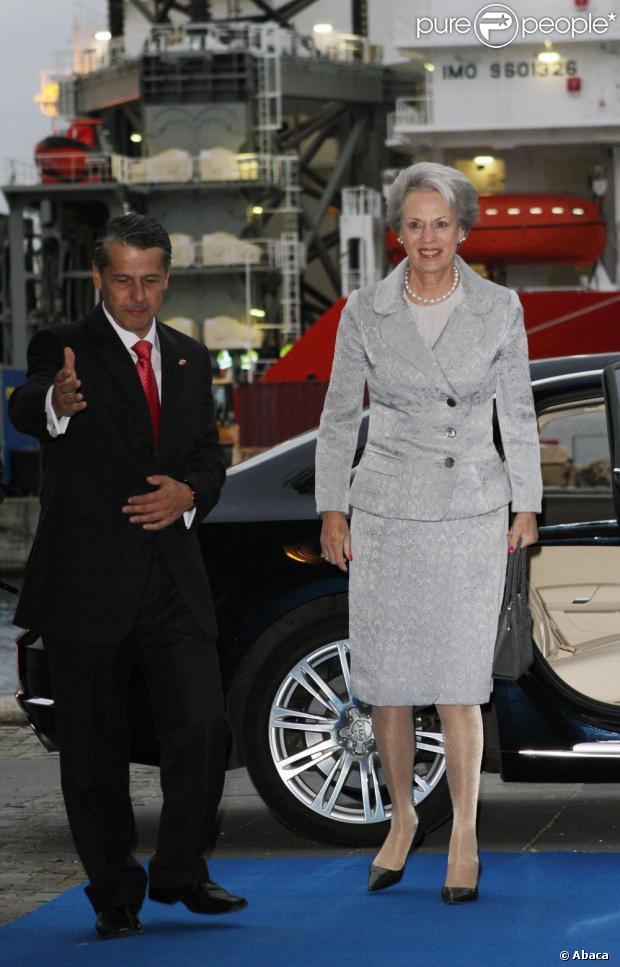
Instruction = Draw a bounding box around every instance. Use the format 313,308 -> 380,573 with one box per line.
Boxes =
242,594 -> 453,846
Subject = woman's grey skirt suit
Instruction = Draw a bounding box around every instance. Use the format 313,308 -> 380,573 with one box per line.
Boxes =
314,255 -> 543,706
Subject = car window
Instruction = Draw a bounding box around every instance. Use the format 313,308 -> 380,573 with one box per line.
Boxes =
537,398 -> 614,526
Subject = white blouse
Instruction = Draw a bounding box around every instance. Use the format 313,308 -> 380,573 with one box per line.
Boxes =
405,279 -> 464,349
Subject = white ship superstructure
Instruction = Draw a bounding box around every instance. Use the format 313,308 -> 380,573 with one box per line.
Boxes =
373,0 -> 620,290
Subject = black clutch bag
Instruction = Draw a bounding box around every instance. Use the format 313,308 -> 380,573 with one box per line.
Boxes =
493,538 -> 534,681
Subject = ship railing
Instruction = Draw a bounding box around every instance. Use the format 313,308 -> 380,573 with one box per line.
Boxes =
171,237 -> 279,270
142,21 -> 381,64
110,152 -> 294,189
392,96 -> 434,130
144,22 -> 294,56
2,154 -> 113,187
1,152 -> 297,192
2,159 -> 39,186
76,37 -> 127,76
65,22 -> 382,77
341,186 -> 383,217
320,37 -> 383,64
170,236 -> 305,272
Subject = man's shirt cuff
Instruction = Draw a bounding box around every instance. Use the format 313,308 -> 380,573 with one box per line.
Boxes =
45,386 -> 71,437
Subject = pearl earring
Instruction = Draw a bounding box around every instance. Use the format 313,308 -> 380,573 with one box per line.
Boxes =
397,236 -> 404,244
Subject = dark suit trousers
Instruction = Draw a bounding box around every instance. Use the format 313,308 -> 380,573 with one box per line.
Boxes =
44,545 -> 230,913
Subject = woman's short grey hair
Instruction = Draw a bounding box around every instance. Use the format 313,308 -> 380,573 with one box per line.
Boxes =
386,162 -> 479,236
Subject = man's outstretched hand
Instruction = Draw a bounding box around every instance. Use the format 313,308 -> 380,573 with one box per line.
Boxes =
51,347 -> 87,419
123,475 -> 195,531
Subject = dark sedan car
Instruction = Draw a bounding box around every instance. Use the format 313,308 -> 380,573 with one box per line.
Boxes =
15,353 -> 620,845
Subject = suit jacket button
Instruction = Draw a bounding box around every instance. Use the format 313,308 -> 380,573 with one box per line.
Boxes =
445,456 -> 455,467
446,397 -> 457,407
446,427 -> 456,438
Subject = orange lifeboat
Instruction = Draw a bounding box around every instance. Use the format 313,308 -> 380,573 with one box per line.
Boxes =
34,119 -> 107,184
387,193 -> 606,266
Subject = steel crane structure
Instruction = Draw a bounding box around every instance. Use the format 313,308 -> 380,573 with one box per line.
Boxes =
1,0 -> 414,368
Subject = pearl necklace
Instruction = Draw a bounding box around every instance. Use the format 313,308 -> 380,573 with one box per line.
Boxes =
404,264 -> 460,305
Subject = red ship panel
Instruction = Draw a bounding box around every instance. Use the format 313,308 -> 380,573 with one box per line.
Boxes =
261,289 -> 620,384
520,290 -> 620,359
261,298 -> 346,382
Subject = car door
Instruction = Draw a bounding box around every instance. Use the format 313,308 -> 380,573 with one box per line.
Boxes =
527,386 -> 620,705
496,363 -> 620,782
526,368 -> 620,706
603,358 -> 620,520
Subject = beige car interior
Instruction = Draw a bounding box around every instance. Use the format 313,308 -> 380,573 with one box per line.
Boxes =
530,547 -> 620,705
529,398 -> 620,705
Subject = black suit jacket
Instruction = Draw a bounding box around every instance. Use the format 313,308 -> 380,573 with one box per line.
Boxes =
9,304 -> 226,645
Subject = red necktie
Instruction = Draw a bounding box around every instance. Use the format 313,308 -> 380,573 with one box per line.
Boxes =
133,340 -> 161,448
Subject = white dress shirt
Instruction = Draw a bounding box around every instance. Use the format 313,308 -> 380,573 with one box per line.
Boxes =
44,303 -> 195,527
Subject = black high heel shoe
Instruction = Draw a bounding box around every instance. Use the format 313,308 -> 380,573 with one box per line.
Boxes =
367,823 -> 425,893
441,859 -> 482,904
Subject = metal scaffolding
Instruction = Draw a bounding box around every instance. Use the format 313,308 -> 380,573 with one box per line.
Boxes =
0,1 -> 398,367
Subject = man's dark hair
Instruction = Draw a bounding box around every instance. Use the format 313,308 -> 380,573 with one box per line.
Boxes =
92,213 -> 172,271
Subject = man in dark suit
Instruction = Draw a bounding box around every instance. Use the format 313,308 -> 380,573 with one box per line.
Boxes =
9,214 -> 247,939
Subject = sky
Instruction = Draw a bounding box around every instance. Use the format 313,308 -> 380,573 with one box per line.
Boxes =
0,0 -> 107,212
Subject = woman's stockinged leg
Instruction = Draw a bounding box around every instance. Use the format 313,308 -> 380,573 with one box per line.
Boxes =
436,703 -> 483,888
371,705 -> 418,870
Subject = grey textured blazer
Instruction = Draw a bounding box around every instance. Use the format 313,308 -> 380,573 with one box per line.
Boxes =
315,254 -> 542,521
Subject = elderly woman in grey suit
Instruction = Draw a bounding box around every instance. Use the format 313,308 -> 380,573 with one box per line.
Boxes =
315,161 -> 542,903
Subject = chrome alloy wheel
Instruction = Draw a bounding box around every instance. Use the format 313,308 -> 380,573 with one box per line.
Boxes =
268,639 -> 446,826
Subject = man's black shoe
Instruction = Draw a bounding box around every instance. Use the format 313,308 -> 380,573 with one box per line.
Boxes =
95,905 -> 143,939
149,879 -> 248,915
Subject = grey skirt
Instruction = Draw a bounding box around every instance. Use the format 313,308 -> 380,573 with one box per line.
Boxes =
348,505 -> 509,706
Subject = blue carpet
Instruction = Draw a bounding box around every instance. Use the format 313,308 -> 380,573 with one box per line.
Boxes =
2,853 -> 620,967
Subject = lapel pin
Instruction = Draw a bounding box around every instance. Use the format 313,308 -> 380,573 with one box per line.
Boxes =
178,358 -> 187,366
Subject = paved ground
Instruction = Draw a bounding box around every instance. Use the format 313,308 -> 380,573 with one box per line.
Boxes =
1,722 -> 620,928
